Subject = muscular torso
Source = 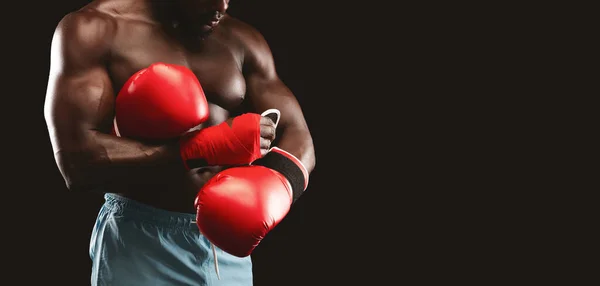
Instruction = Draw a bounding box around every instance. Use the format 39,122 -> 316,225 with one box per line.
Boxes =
94,3 -> 248,213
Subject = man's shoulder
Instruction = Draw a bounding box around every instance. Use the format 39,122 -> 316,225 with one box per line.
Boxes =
54,6 -> 118,51
221,15 -> 270,53
222,16 -> 261,37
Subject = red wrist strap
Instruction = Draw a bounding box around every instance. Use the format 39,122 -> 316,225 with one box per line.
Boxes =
181,113 -> 262,168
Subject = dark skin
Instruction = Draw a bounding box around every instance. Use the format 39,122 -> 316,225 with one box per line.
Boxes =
44,0 -> 315,214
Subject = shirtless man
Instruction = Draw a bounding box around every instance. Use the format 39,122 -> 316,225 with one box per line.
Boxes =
43,0 -> 315,285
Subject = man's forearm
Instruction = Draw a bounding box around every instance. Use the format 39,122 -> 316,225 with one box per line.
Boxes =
252,126 -> 315,203
273,127 -> 316,174
60,131 -> 185,192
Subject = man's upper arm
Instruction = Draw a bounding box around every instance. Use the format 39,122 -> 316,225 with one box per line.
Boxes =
240,25 -> 316,172
241,27 -> 308,132
44,10 -> 116,155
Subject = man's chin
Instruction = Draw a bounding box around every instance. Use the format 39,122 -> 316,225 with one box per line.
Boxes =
201,24 -> 216,34
186,23 -> 215,38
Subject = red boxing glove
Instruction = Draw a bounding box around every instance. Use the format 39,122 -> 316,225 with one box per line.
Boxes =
194,146 -> 309,257
113,62 -> 209,140
179,113 -> 263,169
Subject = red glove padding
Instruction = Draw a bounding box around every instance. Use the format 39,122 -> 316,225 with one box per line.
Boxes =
194,147 -> 309,257
179,113 -> 263,169
113,62 -> 209,140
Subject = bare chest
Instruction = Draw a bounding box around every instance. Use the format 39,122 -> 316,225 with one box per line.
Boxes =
107,26 -> 247,124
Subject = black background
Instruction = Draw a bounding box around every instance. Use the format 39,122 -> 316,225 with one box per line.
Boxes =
5,0 -> 556,285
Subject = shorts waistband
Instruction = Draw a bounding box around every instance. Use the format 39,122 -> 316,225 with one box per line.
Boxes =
103,193 -> 197,229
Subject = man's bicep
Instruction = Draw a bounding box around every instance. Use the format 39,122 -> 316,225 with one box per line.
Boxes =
44,13 -> 116,154
240,26 -> 315,171
45,68 -> 115,136
242,36 -> 307,128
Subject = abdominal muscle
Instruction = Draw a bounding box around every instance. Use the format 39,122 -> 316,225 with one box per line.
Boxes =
116,166 -> 225,214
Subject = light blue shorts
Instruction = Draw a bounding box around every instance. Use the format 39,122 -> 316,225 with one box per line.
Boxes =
89,193 -> 253,286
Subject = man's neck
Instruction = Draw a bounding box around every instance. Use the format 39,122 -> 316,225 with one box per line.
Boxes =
143,0 -> 218,51
145,0 -> 178,26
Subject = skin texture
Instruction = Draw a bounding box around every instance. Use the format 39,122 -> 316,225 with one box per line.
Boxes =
44,0 -> 315,213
